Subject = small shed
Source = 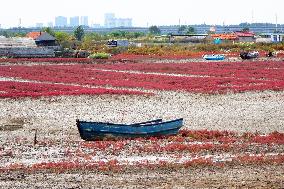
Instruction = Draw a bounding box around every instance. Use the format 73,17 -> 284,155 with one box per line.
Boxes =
234,31 -> 255,42
26,32 -> 56,46
169,34 -> 208,43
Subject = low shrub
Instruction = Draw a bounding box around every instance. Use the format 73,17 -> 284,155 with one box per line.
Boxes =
89,52 -> 111,59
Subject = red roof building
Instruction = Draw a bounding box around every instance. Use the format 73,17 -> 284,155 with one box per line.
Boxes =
26,32 -> 43,40
234,31 -> 255,42
234,31 -> 255,37
26,32 -> 56,46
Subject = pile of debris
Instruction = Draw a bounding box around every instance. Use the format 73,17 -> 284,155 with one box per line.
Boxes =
0,33 -> 55,58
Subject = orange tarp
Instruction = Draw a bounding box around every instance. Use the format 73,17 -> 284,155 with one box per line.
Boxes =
211,34 -> 238,40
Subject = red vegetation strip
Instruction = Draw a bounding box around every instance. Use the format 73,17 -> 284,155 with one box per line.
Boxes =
93,61 -> 284,81
0,62 -> 284,94
0,58 -> 92,63
180,129 -> 284,145
0,81 -> 149,98
250,131 -> 284,145
1,154 -> 283,173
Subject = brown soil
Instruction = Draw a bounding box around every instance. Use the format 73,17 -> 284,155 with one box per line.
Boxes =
0,165 -> 283,188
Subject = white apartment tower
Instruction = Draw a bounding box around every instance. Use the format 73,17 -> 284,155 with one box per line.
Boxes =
104,13 -> 132,28
80,16 -> 89,26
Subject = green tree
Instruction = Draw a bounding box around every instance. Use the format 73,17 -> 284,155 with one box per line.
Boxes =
41,27 -> 55,36
186,26 -> 196,34
125,32 -> 142,39
133,32 -> 144,38
242,27 -> 250,32
109,31 -> 123,38
55,31 -> 72,48
14,32 -> 26,37
149,26 -> 161,35
0,31 -> 26,38
0,31 -> 10,38
178,25 -> 187,34
74,25 -> 85,41
81,33 -> 103,50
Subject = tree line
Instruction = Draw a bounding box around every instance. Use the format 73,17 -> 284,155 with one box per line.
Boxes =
0,25 -> 197,51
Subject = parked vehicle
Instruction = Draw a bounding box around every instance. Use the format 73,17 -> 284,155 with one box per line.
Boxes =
240,51 -> 259,59
107,40 -> 129,47
76,118 -> 183,141
203,54 -> 225,60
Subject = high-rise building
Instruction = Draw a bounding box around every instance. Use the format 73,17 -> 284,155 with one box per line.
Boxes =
70,16 -> 79,27
80,16 -> 88,26
104,13 -> 116,28
104,13 -> 132,28
55,16 -> 68,27
116,18 -> 132,27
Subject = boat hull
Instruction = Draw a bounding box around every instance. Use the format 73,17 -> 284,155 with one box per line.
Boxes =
77,118 -> 183,141
203,55 -> 225,60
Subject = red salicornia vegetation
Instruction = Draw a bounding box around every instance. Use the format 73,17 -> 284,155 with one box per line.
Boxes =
0,61 -> 283,94
0,81 -> 150,98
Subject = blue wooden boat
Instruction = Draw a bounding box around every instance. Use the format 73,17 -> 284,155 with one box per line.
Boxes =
203,54 -> 225,60
76,118 -> 183,141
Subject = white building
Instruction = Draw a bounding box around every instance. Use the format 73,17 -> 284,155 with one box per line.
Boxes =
104,13 -> 132,28
116,18 -> 132,27
257,33 -> 284,43
70,16 -> 80,27
104,13 -> 116,28
80,16 -> 89,26
55,16 -> 68,27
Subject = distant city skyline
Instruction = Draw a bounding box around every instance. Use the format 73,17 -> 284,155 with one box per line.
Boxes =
54,16 -> 89,27
0,0 -> 283,28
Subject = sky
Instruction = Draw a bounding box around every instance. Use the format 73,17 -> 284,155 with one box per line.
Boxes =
0,0 -> 283,28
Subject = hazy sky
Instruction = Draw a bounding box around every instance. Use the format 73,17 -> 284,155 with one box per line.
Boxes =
0,0 -> 283,28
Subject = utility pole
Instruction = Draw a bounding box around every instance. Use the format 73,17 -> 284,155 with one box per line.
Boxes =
275,14 -> 278,32
251,10 -> 254,24
18,18 -> 22,33
18,18 -> 22,28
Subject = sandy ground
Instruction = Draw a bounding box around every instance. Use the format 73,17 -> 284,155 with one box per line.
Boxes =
0,89 -> 284,188
1,90 -> 284,139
